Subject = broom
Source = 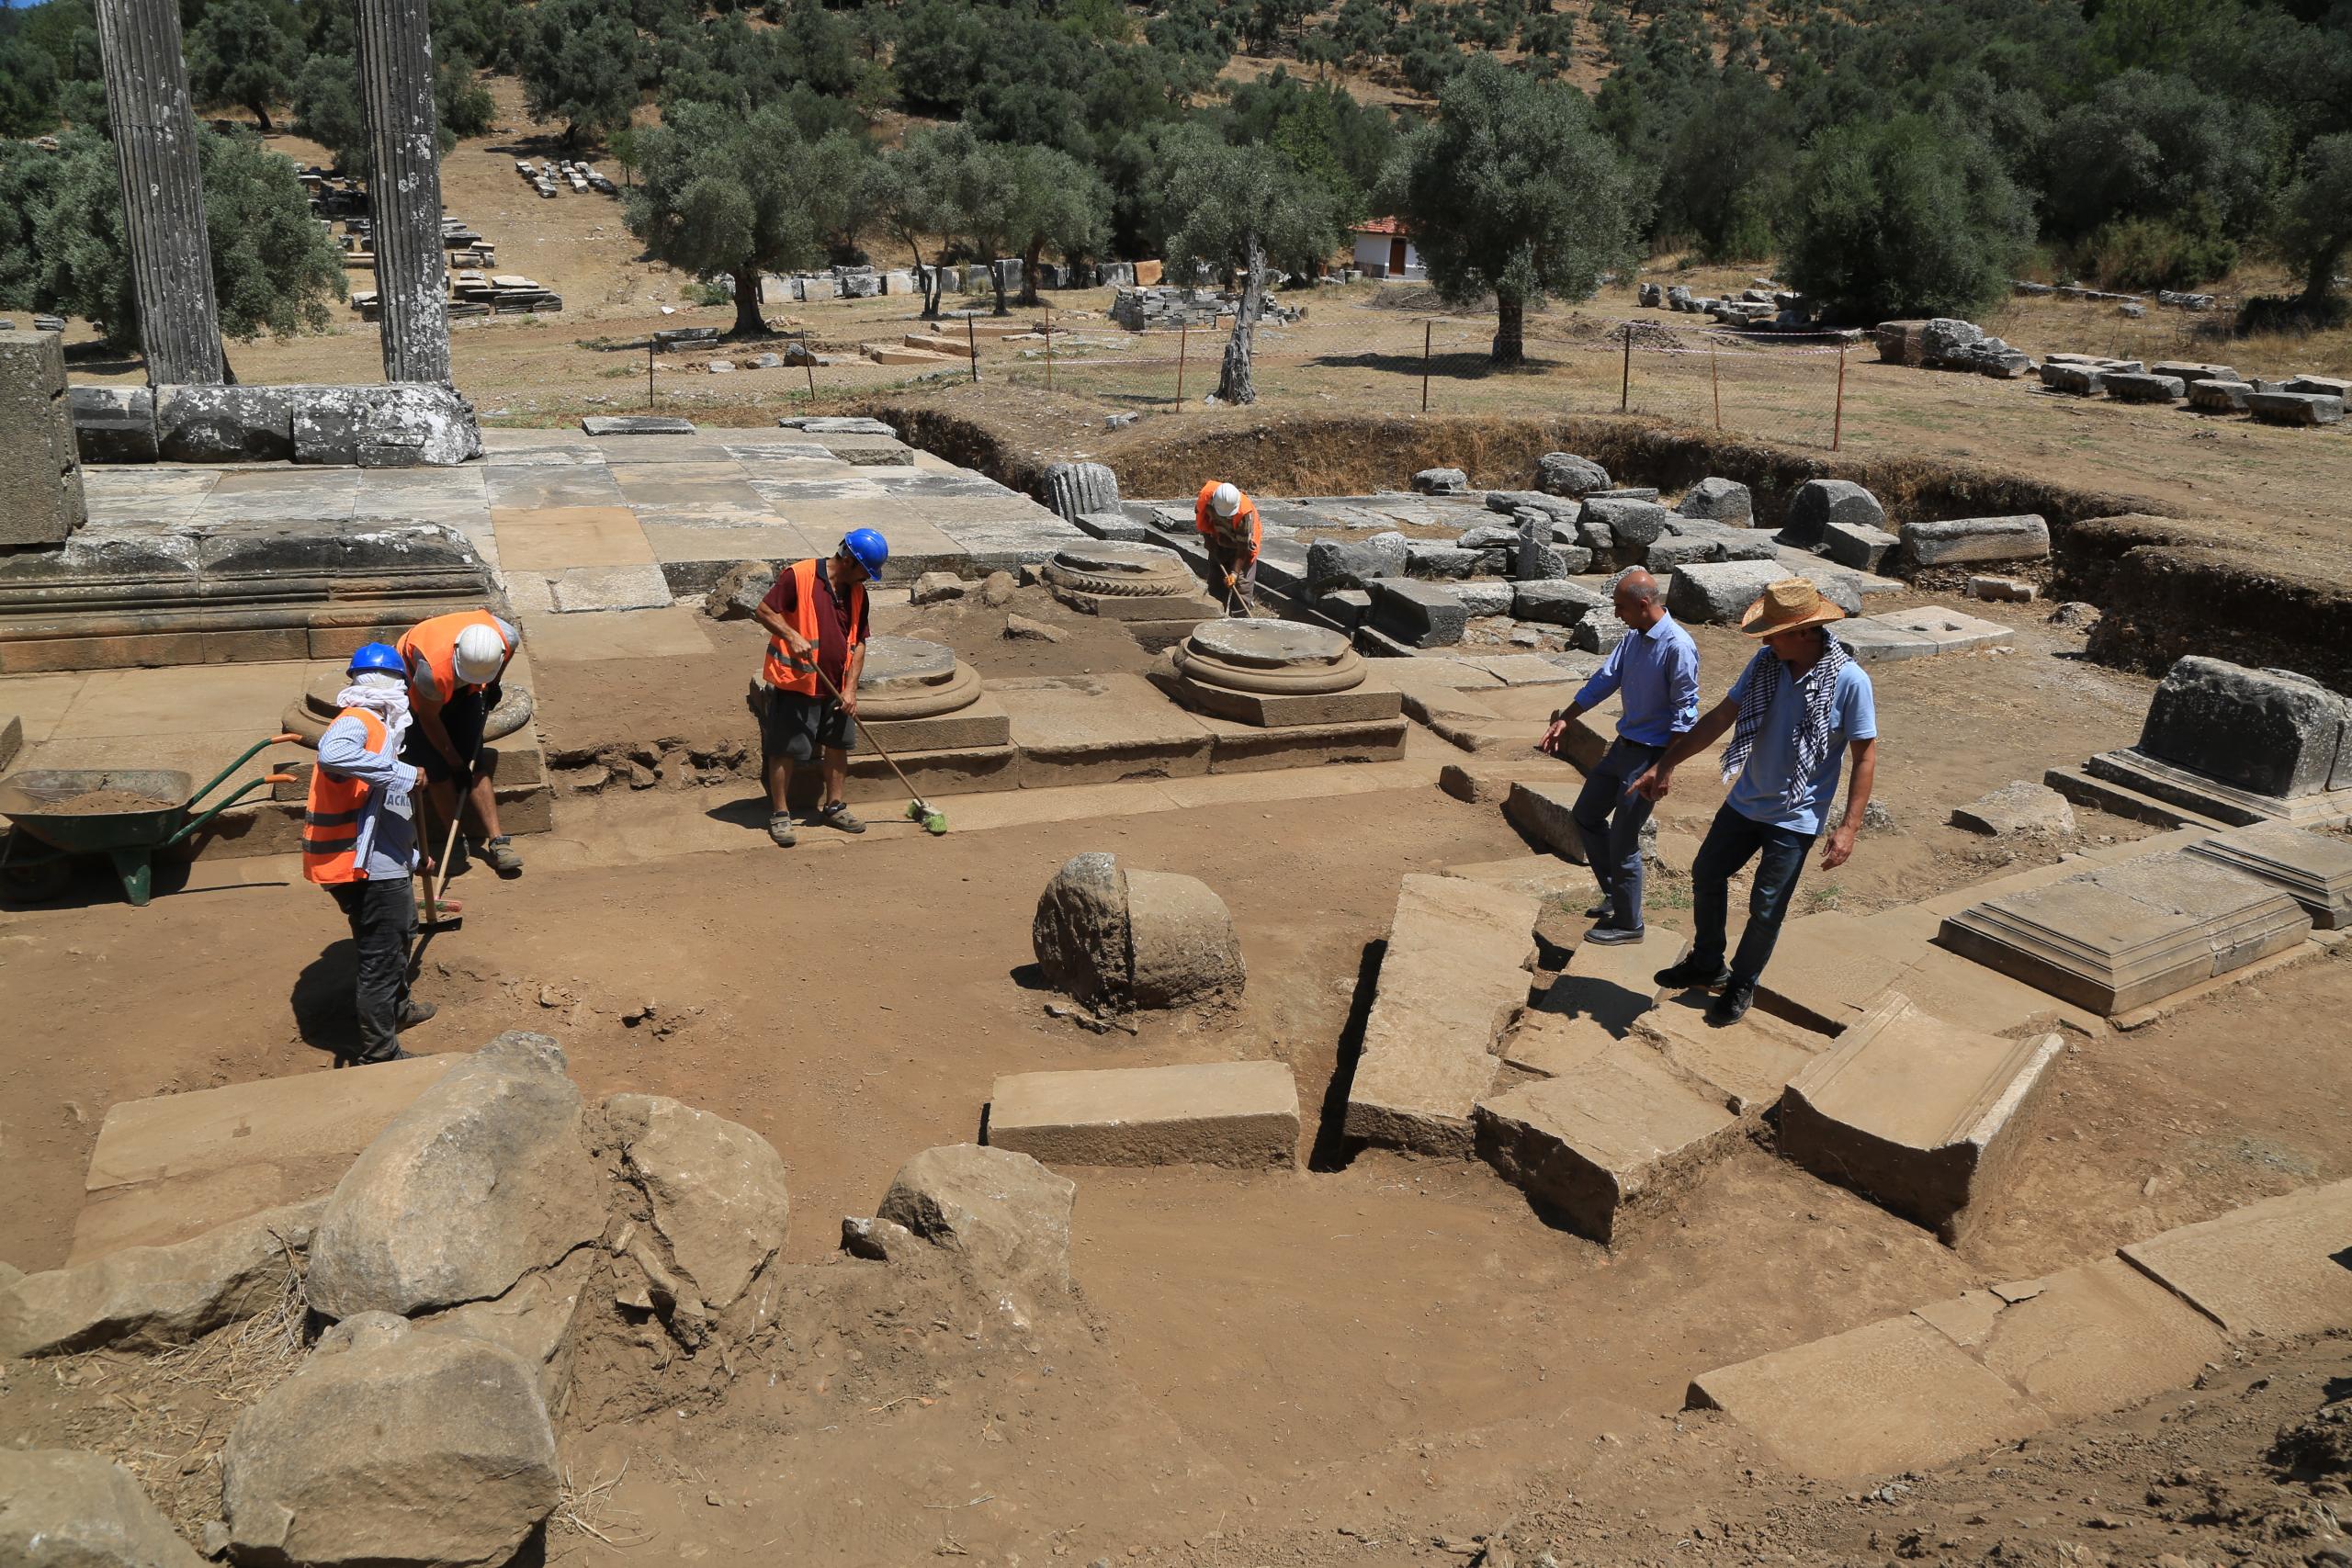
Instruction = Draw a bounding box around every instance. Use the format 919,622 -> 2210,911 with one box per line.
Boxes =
808,662 -> 948,836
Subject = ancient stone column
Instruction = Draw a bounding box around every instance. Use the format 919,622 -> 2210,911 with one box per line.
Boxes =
355,0 -> 452,384
93,0 -> 225,386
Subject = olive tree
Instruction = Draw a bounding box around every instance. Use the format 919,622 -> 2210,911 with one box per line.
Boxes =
1006,143 -> 1110,307
2272,132 -> 2352,317
1159,134 -> 1340,402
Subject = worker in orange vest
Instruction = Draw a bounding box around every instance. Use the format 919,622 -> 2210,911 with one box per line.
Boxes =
1195,480 -> 1262,612
751,529 -> 888,848
395,607 -> 524,876
301,643 -> 437,1065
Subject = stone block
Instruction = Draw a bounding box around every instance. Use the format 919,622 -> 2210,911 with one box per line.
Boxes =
1687,1314 -> 2051,1479
582,414 -> 694,435
1413,467 -> 1468,495
1343,874 -> 1539,1156
548,564 -> 673,612
2150,360 -> 2236,385
2185,822 -> 2352,929
1858,605 -> 2016,653
1195,712 -> 1408,772
1820,519 -> 1899,573
289,385 -> 481,468
1779,479 -> 1884,549
1951,780 -> 2076,837
1502,780 -> 1587,863
1367,576 -> 1467,647
1513,579 -> 1606,626
1306,532 -> 1409,592
2246,391 -> 2344,425
1536,452 -> 1610,497
1679,477 -> 1753,524
1041,460 -> 1119,522
986,1061 -> 1298,1168
1665,559 -> 1782,625
0,1450 -> 210,1568
0,326 -> 85,546
1938,851 -> 2312,1016
1454,581 -> 1514,618
1676,519 -> 1777,562
1631,995 -> 1825,1116
1917,1258 -> 2226,1421
2103,371 -> 2186,402
1967,574 -> 2037,602
1778,991 -> 2063,1242
2278,375 -> 2351,398
1529,923 -> 1681,1038
1474,1039 -> 1739,1242
2186,378 -> 2252,412
1579,495 -> 1668,551
2039,363 -> 2104,395
1901,514 -> 2050,568
2120,1179 -> 2352,1339
0,713 -> 19,773
1004,675 -> 1215,775
69,385 -> 159,463
2138,656 -> 2350,801
1408,542 -> 1486,579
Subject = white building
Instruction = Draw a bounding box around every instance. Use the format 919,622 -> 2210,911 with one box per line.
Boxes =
1351,218 -> 1424,280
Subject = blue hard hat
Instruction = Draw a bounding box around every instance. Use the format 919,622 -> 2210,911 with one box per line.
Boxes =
347,641 -> 404,676
841,528 -> 889,581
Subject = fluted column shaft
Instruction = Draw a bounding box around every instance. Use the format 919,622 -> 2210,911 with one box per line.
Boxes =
94,0 -> 225,386
356,0 -> 452,384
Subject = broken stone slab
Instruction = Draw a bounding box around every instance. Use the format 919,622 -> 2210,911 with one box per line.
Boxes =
1041,460 -> 1119,522
288,385 -> 481,468
2103,371 -> 2186,403
1453,581 -> 1514,618
2245,390 -> 2345,426
306,1033 -> 608,1320
1367,576 -> 1467,648
1536,452 -> 1610,497
1901,514 -> 2050,568
1412,467 -> 1468,495
412,1250 -> 595,1408
1530,921 -> 1683,1038
1502,780 -> 1588,864
1778,990 -> 2063,1243
1678,477 -> 1752,525
582,414 -> 694,435
1966,574 -> 2037,603
2186,378 -> 2253,412
1031,852 -> 1243,1010
778,414 -> 899,437
0,1449 -> 209,1568
605,1093 -> 790,1309
0,1198 -> 325,1359
1664,558 -> 1782,625
1631,994 -> 1825,1116
2040,363 -> 2105,395
2149,360 -> 2237,386
68,384 -> 159,464
2119,1179 -> 2352,1339
1344,874 -> 1540,1156
1578,495 -> 1668,552
2184,822 -> 2352,929
986,1061 -> 1299,1168
1686,1313 -> 2051,1479
1820,518 -> 1899,573
2135,656 -> 2351,802
1512,579 -> 1606,626
876,1145 -> 1076,1322
1778,479 -> 1885,549
2280,375 -> 2352,398
1937,851 -> 2312,1016
1858,605 -> 2017,654
1474,1038 -> 1740,1243
1952,781 -> 2076,837
223,1314 -> 559,1568
1305,532 -> 1408,592
1407,541 -> 1486,579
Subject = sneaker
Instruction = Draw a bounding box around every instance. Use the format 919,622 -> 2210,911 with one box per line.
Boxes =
1655,955 -> 1732,990
1707,981 -> 1757,1027
395,999 -> 437,1031
767,812 -> 797,848
814,801 -> 866,834
477,835 -> 524,875
355,1046 -> 417,1066
1583,922 -> 1645,945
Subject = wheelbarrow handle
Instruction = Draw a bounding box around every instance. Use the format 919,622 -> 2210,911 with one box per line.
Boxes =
185,733 -> 302,814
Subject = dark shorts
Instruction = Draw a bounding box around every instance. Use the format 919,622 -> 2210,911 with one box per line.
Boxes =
761,688 -> 854,766
403,682 -> 499,784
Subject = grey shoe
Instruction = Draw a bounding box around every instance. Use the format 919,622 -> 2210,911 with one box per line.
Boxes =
477,835 -> 524,875
396,999 -> 437,1030
767,812 -> 797,848
814,801 -> 866,834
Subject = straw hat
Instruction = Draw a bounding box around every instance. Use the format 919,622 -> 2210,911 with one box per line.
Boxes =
1738,578 -> 1847,637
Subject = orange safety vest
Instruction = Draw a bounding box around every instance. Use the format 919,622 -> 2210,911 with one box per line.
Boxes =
302,708 -> 391,886
397,609 -> 513,702
760,558 -> 868,697
1195,480 -> 1262,559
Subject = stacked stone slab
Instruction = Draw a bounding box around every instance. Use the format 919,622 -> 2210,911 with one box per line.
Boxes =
2076,656 -> 2352,825
1161,619 -> 1402,733
985,1062 -> 1298,1168
804,635 -> 1012,806
0,327 -> 86,547
1778,990 -> 2063,1243
2184,821 -> 2352,929
1040,541 -> 1215,649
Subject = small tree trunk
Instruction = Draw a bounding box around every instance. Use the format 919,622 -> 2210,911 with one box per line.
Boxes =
251,99 -> 273,133
2304,244 -> 2345,313
730,265 -> 768,336
1018,239 -> 1044,308
1216,233 -> 1266,404
990,263 -> 1009,317
908,240 -> 938,321
1492,293 -> 1526,367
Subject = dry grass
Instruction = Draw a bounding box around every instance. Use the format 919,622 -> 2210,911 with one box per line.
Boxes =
552,1457 -> 654,1549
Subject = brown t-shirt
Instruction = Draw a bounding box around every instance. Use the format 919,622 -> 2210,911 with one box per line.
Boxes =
763,565 -> 870,690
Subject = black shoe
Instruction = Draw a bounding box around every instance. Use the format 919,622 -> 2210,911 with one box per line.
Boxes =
1707,981 -> 1757,1026
1583,922 -> 1645,945
1656,956 -> 1732,990
1584,902 -> 1609,919
396,999 -> 437,1030
352,1046 -> 417,1066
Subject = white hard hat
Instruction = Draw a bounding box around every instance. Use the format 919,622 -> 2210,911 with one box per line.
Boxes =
1211,482 -> 1241,518
454,622 -> 507,684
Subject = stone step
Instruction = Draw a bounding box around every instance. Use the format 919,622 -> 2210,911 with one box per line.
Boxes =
1502,779 -> 1589,864
1777,990 -> 2064,1243
1632,992 -> 1826,1115
1343,874 -> 1540,1156
2120,1179 -> 2352,1338
2042,764 -> 2231,830
985,1061 -> 1299,1168
1474,1037 -> 1742,1243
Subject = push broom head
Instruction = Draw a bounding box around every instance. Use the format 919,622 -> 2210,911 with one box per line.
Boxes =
906,798 -> 948,835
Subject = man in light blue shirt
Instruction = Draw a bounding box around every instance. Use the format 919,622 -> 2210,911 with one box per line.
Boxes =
1632,580 -> 1879,1025
1539,569 -> 1699,944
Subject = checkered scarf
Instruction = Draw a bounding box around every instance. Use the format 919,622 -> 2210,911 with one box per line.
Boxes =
1720,632 -> 1847,809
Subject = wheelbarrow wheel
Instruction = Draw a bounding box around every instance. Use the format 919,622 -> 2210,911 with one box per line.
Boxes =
0,829 -> 71,904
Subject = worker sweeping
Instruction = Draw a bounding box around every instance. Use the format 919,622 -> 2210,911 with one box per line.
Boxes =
396,607 -> 524,878
302,642 -> 438,1066
752,530 -> 887,849
1195,480 -> 1262,615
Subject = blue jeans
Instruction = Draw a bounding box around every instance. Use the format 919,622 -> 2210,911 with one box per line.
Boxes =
1690,803 -> 1816,987
1571,738 -> 1662,931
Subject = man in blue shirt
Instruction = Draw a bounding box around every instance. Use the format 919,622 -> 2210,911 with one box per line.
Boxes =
1539,569 -> 1699,945
1631,580 -> 1879,1025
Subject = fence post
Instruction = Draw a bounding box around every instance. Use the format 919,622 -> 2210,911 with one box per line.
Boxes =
803,334 -> 816,402
647,337 -> 655,410
1176,322 -> 1187,408
1421,320 -> 1431,413
1710,338 -> 1720,430
1045,303 -> 1053,394
967,317 -> 979,384
1833,339 -> 1848,452
1619,322 -> 1632,413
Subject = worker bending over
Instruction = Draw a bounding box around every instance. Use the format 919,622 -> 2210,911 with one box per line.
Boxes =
302,642 -> 436,1066
397,608 -> 524,875
1195,480 -> 1262,613
753,529 -> 888,848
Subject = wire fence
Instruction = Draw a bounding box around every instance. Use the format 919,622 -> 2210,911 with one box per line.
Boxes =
649,296 -> 1863,449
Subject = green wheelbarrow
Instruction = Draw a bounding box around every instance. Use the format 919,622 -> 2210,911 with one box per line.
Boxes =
0,733 -> 300,908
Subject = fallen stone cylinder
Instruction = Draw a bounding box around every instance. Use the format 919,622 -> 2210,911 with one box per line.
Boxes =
1032,852 -> 1244,1010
